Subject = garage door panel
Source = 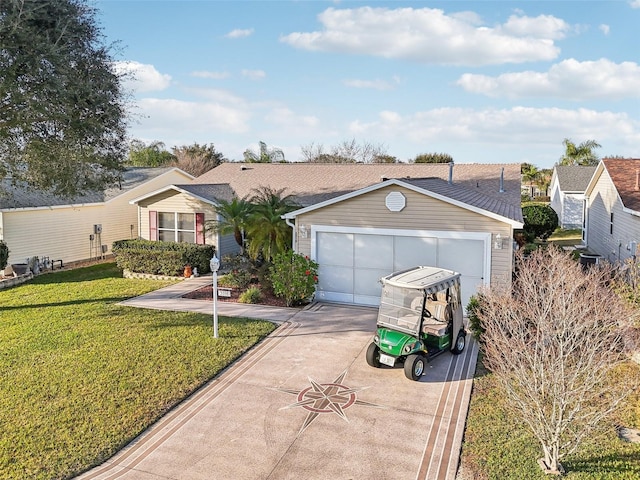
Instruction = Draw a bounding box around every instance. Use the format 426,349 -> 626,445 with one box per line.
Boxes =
354,268 -> 386,297
317,265 -> 353,294
317,232 -> 353,266
437,239 -> 485,277
394,237 -> 437,271
354,234 -> 393,269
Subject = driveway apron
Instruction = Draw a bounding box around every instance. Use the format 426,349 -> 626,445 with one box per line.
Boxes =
77,285 -> 478,480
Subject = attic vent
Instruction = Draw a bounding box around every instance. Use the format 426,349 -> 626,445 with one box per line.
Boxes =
381,176 -> 389,181
241,166 -> 248,171
385,192 -> 406,212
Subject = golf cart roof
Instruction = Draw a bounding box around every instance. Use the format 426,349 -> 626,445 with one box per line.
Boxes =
380,266 -> 461,293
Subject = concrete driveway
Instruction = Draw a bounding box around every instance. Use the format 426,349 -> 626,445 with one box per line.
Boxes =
77,292 -> 477,480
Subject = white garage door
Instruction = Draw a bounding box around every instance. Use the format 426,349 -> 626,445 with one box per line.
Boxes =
313,228 -> 489,307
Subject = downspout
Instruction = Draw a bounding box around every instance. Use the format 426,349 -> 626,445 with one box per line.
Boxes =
285,216 -> 297,249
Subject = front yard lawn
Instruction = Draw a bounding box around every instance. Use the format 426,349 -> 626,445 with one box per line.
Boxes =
460,357 -> 640,479
0,263 -> 276,480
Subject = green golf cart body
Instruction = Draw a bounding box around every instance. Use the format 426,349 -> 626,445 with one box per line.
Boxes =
366,266 -> 466,381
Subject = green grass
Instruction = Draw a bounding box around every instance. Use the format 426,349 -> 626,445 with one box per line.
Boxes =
0,264 -> 276,480
460,357 -> 640,479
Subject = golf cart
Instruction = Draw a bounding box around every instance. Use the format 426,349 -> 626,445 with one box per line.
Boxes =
366,266 -> 466,381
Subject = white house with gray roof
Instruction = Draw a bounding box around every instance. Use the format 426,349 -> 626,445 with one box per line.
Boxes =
549,165 -> 597,230
131,162 -> 523,307
0,167 -> 193,268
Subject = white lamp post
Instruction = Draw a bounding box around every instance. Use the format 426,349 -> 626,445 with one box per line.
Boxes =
210,254 -> 220,338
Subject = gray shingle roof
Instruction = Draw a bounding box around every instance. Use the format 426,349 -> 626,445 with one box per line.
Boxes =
403,177 -> 524,223
0,167 -> 176,209
555,165 -> 597,192
173,184 -> 236,204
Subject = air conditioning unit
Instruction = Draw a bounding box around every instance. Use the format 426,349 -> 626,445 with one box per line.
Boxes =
94,224 -> 102,234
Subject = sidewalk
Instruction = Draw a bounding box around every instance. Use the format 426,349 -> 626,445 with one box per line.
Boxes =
118,275 -> 301,323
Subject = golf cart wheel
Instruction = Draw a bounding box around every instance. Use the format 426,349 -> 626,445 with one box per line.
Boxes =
404,354 -> 426,381
451,331 -> 466,355
366,342 -> 381,368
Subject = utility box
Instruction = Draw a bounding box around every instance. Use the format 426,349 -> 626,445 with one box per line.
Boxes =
94,224 -> 102,234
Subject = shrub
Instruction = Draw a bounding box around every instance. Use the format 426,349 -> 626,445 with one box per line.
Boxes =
112,239 -> 215,276
0,241 -> 9,271
466,295 -> 485,340
522,204 -> 558,240
239,286 -> 262,304
218,270 -> 252,289
269,251 -> 318,307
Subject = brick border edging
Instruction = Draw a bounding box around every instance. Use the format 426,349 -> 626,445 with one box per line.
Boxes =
0,272 -> 34,290
122,269 -> 185,281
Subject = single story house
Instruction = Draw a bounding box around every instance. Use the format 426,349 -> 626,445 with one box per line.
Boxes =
0,167 -> 193,268
131,162 -> 523,307
583,158 -> 640,263
549,165 -> 597,230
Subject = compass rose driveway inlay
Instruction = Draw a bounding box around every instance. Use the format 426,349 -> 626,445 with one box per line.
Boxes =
77,302 -> 478,480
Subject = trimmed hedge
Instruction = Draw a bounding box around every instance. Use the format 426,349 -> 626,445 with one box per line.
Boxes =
522,203 -> 558,241
112,239 -> 215,276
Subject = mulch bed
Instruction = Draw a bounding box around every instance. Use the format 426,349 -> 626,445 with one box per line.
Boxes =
182,284 -> 291,307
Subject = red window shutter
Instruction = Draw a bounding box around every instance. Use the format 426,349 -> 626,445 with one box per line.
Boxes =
149,210 -> 158,241
195,213 -> 205,244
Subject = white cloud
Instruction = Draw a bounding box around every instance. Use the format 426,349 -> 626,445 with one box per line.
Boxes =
343,77 -> 398,90
599,24 -> 611,35
630,0 -> 640,8
242,69 -> 266,80
135,98 -> 251,136
114,61 -> 171,92
225,28 -> 254,39
499,13 -> 570,40
264,107 -> 319,128
280,6 -> 566,66
345,107 -> 639,163
456,58 -> 640,100
191,70 -> 231,79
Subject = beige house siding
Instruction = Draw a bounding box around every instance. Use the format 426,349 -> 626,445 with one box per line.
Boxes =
1,169 -> 192,266
293,185 -> 514,286
587,170 -> 640,262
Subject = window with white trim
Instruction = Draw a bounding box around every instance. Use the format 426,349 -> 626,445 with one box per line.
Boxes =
158,212 -> 195,243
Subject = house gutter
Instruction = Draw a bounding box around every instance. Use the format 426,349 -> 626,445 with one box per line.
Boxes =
285,217 -> 297,248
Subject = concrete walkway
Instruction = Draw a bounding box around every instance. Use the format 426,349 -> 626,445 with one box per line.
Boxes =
76,276 -> 478,480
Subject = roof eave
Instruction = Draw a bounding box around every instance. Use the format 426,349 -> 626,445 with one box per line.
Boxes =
284,178 -> 524,228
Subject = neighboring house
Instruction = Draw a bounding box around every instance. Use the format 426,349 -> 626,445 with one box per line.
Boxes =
584,158 -> 640,263
0,167 -> 193,267
131,162 -> 523,307
549,165 -> 597,230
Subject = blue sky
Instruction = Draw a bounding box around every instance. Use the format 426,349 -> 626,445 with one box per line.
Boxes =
97,0 -> 640,168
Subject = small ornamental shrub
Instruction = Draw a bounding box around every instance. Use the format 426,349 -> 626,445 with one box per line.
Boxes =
0,241 -> 9,271
269,251 -> 319,306
522,204 -> 558,241
218,270 -> 252,289
239,286 -> 262,304
466,295 -> 485,341
112,239 -> 215,276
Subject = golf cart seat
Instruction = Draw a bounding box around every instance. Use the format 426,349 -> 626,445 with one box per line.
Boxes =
422,299 -> 451,337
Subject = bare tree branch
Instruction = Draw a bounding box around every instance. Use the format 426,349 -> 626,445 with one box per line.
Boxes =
477,247 -> 638,473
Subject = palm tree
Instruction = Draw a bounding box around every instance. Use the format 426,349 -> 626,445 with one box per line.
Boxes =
245,187 -> 298,262
559,138 -> 601,166
207,197 -> 253,254
243,141 -> 285,163
521,163 -> 540,197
